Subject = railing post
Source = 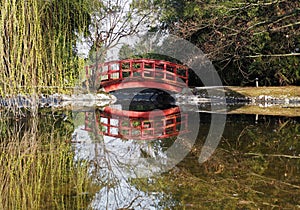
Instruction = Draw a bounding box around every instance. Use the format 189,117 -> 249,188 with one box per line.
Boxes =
163,63 -> 166,79
107,63 -> 111,80
142,60 -> 145,78
151,61 -> 155,78
130,60 -> 133,77
154,60 -> 157,78
174,66 -> 177,81
119,61 -> 123,79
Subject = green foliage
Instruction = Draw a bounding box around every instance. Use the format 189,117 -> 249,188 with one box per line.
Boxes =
0,0 -> 91,97
135,0 -> 300,86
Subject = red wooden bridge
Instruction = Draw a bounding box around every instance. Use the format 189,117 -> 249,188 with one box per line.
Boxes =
83,106 -> 189,140
85,59 -> 189,92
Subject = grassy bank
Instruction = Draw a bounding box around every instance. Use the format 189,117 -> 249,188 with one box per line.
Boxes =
229,105 -> 300,117
226,86 -> 300,116
226,86 -> 300,98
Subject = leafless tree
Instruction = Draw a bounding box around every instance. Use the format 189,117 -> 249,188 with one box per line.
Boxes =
87,0 -> 154,55
85,0 -> 155,89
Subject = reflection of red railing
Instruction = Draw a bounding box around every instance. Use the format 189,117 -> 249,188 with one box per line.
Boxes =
83,107 -> 189,140
85,59 -> 189,92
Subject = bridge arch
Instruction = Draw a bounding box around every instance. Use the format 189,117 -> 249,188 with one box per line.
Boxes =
85,59 -> 189,93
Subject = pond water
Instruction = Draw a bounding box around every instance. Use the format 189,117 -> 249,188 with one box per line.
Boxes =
0,89 -> 299,209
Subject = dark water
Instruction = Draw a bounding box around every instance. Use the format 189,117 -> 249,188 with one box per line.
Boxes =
72,110 -> 300,209
1,89 -> 300,209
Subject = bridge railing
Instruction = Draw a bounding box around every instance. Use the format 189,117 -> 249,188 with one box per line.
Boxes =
85,59 -> 189,89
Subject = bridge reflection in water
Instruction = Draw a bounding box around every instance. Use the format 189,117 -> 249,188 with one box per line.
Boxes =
83,106 -> 188,141
83,89 -> 189,141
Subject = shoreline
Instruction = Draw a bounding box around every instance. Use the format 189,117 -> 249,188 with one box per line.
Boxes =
189,86 -> 300,117
226,86 -> 300,117
1,86 -> 299,117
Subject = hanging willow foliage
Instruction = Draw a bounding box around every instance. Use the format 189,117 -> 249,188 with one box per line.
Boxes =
0,0 -> 91,97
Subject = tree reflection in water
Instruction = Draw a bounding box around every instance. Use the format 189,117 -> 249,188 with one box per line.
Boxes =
72,89 -> 300,208
72,88 -> 192,209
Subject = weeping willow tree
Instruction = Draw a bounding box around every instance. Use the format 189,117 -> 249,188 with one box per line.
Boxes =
0,0 -> 91,96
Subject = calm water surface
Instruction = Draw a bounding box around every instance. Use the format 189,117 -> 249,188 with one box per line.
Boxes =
1,90 -> 299,209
